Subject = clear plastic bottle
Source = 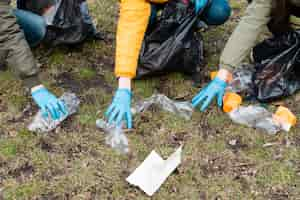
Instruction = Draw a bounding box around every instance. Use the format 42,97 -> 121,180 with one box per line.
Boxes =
225,93 -> 297,134
28,92 -> 80,133
96,119 -> 129,154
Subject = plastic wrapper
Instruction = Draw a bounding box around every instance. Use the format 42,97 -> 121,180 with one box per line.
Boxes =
96,120 -> 129,154
28,93 -> 80,133
227,65 -> 255,94
96,94 -> 193,153
137,0 -> 205,83
228,105 -> 281,135
132,94 -> 194,120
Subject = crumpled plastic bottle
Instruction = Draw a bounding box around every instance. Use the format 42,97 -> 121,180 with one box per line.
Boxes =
96,119 -> 129,154
28,92 -> 80,133
132,94 -> 194,120
223,92 -> 297,134
96,94 -> 194,154
228,105 -> 281,135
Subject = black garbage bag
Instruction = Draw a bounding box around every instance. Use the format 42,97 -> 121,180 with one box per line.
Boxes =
45,0 -> 94,46
17,0 -> 98,46
252,30 -> 300,102
136,0 -> 205,82
17,0 -> 55,14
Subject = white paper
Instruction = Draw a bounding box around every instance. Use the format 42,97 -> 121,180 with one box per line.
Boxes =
126,146 -> 182,196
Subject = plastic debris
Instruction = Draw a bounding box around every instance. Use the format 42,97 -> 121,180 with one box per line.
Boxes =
222,92 -> 242,113
273,106 -> 297,132
28,93 -> 80,133
210,66 -> 255,95
210,71 -> 218,80
96,119 -> 129,154
96,94 -> 193,153
132,94 -> 194,120
228,105 -> 281,135
224,92 -> 297,134
227,65 -> 255,94
126,146 -> 182,196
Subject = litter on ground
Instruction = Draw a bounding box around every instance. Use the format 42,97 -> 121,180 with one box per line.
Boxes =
126,146 -> 182,196
28,92 -> 80,133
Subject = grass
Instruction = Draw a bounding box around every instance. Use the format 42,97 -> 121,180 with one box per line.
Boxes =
0,0 -> 300,199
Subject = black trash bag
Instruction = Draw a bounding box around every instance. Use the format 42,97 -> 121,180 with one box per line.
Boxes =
252,30 -> 300,102
18,0 -> 98,46
45,0 -> 94,46
136,0 -> 205,82
17,0 -> 55,14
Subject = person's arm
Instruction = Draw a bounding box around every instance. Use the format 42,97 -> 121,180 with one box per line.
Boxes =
219,0 -> 272,72
106,0 -> 168,128
115,0 -> 151,80
115,0 -> 168,79
192,0 -> 272,112
0,5 -> 67,120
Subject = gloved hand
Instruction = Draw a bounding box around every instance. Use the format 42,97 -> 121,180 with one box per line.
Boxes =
31,86 -> 68,120
192,0 -> 209,13
105,89 -> 132,129
192,77 -> 227,111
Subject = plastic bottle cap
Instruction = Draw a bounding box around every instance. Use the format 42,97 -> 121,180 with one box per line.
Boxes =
210,71 -> 218,80
223,92 -> 242,113
273,106 -> 297,129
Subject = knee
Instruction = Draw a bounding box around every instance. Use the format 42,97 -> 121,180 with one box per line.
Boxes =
24,15 -> 46,46
203,0 -> 231,25
33,16 -> 46,40
13,9 -> 46,45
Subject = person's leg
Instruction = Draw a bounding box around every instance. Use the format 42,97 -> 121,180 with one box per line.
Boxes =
149,4 -> 157,25
13,9 -> 46,47
80,1 -> 105,40
0,3 -> 41,88
80,1 -> 97,34
203,0 -> 231,25
0,50 -> 8,71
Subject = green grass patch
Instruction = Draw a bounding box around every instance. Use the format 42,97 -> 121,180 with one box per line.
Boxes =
0,141 -> 17,158
134,78 -> 159,98
76,68 -> 97,80
256,162 -> 297,187
49,49 -> 66,65
77,104 -> 99,126
3,181 -> 45,200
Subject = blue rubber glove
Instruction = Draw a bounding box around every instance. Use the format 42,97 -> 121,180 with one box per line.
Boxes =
31,87 -> 68,120
192,77 -> 227,111
105,89 -> 132,129
192,0 -> 209,13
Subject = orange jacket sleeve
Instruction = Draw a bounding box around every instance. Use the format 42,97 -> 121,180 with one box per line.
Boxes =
115,0 -> 168,78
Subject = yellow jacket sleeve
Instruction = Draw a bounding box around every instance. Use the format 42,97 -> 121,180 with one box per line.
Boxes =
115,0 -> 168,78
